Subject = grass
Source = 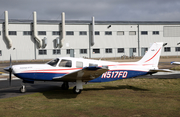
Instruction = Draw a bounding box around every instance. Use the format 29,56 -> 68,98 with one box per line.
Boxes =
170,65 -> 180,70
0,78 -> 180,117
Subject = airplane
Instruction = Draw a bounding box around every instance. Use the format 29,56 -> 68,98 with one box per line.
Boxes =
171,42 -> 180,65
171,61 -> 180,65
4,42 -> 170,94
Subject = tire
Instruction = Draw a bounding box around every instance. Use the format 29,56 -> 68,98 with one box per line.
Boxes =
73,86 -> 82,94
19,86 -> 26,93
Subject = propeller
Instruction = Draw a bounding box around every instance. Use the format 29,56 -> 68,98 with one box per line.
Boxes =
3,55 -> 13,86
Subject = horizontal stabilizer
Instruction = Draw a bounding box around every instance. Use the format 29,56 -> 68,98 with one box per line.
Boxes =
149,69 -> 172,73
171,61 -> 180,65
53,66 -> 109,82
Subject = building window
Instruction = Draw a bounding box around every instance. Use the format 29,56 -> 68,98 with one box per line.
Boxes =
52,31 -> 60,35
0,31 -> 1,35
66,31 -> 74,35
175,47 -> 180,52
9,31 -> 17,35
117,31 -> 124,35
153,31 -> 159,35
38,31 -> 46,35
132,48 -> 136,53
53,49 -> 61,55
93,49 -> 100,54
117,48 -> 124,53
39,50 -> 47,55
80,49 -> 87,54
95,31 -> 100,35
0,50 -> 2,56
23,31 -> 32,35
105,48 -> 112,53
105,31 -> 112,35
141,31 -> 148,35
164,47 -> 171,52
66,49 -> 70,54
79,31 -> 87,35
129,31 -> 136,35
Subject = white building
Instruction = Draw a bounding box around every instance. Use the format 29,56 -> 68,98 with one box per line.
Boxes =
0,11 -> 180,61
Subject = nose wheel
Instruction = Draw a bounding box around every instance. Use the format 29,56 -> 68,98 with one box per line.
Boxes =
19,85 -> 26,93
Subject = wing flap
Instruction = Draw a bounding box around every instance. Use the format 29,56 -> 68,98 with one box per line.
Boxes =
53,66 -> 109,82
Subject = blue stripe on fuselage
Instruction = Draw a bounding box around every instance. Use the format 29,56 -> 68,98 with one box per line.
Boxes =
14,70 -> 147,82
89,70 -> 148,82
14,73 -> 66,81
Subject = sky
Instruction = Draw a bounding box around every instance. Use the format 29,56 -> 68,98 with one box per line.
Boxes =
0,0 -> 180,21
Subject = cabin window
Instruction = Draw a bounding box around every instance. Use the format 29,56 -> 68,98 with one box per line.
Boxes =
0,50 -> 2,56
89,63 -> 98,66
0,31 -> 1,35
47,58 -> 59,67
59,59 -> 72,67
76,61 -> 83,68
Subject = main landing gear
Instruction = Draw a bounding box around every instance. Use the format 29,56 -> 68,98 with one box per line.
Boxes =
61,80 -> 83,94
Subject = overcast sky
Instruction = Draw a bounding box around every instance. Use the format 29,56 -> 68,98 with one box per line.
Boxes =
0,0 -> 180,21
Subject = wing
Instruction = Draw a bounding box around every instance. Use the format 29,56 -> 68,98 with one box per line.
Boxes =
53,66 -> 109,82
171,61 -> 180,65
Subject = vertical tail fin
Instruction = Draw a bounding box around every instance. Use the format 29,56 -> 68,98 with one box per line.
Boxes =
138,42 -> 163,68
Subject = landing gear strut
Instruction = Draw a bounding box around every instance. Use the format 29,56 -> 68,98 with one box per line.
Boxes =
19,85 -> 26,93
61,82 -> 69,90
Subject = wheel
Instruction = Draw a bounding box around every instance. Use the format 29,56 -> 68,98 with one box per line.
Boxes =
73,86 -> 82,94
61,82 -> 69,90
19,85 -> 26,93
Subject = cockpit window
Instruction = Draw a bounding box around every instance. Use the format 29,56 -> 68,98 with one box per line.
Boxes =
59,59 -> 72,67
47,58 -> 59,67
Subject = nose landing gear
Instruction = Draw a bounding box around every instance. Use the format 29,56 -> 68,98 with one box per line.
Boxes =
19,85 -> 26,93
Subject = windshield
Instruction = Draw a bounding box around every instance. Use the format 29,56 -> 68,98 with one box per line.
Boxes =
47,58 -> 59,67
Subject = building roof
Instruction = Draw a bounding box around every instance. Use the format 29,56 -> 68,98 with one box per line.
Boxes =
0,19 -> 180,25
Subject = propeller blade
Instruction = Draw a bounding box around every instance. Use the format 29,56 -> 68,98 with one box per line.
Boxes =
3,55 -> 13,86
9,70 -> 12,86
10,55 -> 12,67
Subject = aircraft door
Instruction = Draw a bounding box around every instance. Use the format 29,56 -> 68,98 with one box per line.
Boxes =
129,48 -> 133,57
70,49 -> 74,57
141,48 -> 148,56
